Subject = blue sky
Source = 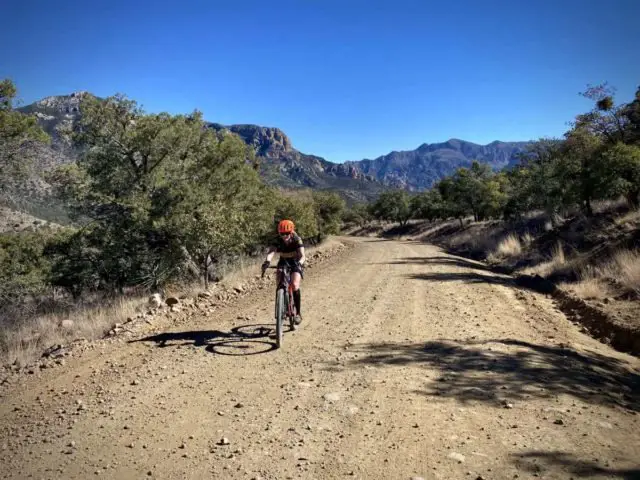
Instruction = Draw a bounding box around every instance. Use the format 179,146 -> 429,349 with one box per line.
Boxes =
2,0 -> 639,162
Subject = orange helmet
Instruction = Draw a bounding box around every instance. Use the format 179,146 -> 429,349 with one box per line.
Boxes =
277,219 -> 295,234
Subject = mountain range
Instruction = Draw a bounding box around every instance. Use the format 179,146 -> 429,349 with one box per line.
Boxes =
345,138 -> 528,190
16,92 -> 530,203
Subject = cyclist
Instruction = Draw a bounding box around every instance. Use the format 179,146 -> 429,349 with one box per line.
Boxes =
261,219 -> 306,325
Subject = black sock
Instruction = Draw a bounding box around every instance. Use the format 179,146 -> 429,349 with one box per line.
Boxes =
293,289 -> 301,316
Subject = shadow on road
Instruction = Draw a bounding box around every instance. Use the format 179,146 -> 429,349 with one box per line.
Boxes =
336,339 -> 640,412
511,451 -> 640,479
389,256 -> 493,272
364,256 -> 494,272
406,271 -> 514,287
369,255 -> 555,294
131,323 -> 292,356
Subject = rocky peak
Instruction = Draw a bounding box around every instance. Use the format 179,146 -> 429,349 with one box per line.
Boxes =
26,91 -> 91,117
207,123 -> 293,158
324,163 -> 368,180
18,93 -> 94,152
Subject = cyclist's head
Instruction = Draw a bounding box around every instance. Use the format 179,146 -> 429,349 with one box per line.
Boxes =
278,219 -> 295,237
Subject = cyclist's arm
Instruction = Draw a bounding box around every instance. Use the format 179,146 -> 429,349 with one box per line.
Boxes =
297,246 -> 306,266
264,246 -> 277,263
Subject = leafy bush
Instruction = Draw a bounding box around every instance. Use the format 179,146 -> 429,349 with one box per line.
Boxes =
0,229 -> 57,312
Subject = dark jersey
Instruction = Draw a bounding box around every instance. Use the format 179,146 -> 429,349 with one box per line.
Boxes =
272,233 -> 304,259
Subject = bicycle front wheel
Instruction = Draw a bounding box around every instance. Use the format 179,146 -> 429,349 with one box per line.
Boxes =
275,288 -> 285,348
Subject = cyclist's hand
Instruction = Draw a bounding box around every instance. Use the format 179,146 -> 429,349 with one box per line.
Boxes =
261,261 -> 270,277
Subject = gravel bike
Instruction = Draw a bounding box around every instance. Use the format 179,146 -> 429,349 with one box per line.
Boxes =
262,264 -> 298,348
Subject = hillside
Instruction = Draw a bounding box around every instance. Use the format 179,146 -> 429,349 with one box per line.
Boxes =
206,123 -> 382,202
0,205 -> 61,233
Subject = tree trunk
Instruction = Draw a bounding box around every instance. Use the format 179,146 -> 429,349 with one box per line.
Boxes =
625,190 -> 640,209
585,197 -> 593,216
203,254 -> 211,289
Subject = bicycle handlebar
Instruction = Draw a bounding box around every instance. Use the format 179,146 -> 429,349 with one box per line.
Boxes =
261,265 -> 278,278
261,263 -> 300,278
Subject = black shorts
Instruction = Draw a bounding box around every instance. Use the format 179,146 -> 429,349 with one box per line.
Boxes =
277,258 -> 304,278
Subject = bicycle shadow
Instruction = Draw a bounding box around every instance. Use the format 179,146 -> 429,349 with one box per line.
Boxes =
132,323 -> 294,356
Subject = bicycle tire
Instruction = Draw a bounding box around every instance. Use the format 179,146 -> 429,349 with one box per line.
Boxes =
275,288 -> 285,348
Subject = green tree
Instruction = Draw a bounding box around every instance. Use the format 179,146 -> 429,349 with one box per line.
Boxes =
50,94 -> 272,293
272,190 -> 320,240
576,83 -> 629,144
168,134 -> 269,287
480,173 -> 509,219
562,122 -> 611,215
436,176 -> 468,223
445,161 -> 497,221
371,190 -> 412,226
409,189 -> 443,221
44,228 -> 102,298
0,79 -> 49,199
601,142 -> 640,207
342,202 -> 372,227
312,190 -> 346,235
0,229 -> 59,310
570,83 -> 640,209
511,139 -> 567,218
623,86 -> 640,144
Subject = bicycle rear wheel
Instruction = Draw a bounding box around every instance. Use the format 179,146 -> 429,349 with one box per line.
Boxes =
275,288 -> 285,348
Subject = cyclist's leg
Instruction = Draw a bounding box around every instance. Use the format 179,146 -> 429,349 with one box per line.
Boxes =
291,270 -> 302,323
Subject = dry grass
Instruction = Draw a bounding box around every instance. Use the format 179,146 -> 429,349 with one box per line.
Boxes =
523,241 -> 571,278
551,241 -> 566,266
556,249 -> 640,300
592,198 -> 627,214
602,249 -> 640,295
530,245 -> 639,298
447,229 -> 477,249
414,220 -> 458,241
614,208 -> 640,226
567,277 -> 611,300
521,231 -> 534,246
435,222 -> 504,256
491,234 -> 523,259
560,266 -> 611,300
217,253 -> 265,288
1,296 -> 141,367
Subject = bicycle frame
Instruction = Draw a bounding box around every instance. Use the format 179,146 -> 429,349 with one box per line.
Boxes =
276,265 -> 297,320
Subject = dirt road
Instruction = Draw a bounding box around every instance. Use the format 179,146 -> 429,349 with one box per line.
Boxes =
1,237 -> 639,479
